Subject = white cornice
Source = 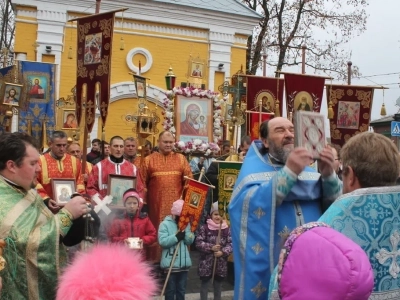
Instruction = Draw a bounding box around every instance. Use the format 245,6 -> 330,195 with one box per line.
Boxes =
12,0 -> 258,36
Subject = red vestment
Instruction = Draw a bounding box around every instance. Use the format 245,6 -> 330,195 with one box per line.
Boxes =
139,152 -> 192,262
86,157 -> 144,199
36,153 -> 85,200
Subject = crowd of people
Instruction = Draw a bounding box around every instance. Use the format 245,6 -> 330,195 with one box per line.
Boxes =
0,115 -> 400,299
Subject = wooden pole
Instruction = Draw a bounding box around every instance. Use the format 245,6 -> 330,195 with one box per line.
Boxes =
301,44 -> 306,74
262,52 -> 267,77
95,0 -> 101,13
160,241 -> 182,299
258,98 -> 262,139
347,61 -> 352,85
80,0 -> 101,176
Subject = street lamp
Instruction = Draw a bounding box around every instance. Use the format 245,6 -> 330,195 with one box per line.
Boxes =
165,66 -> 176,91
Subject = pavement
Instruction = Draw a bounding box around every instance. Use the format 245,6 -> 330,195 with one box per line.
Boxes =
154,249 -> 234,299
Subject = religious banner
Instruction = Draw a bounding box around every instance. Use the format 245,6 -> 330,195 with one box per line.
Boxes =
75,11 -> 115,132
178,177 -> 210,232
326,84 -> 374,147
18,61 -> 56,146
248,112 -> 273,140
217,161 -> 242,223
284,72 -> 327,116
246,75 -> 284,115
0,65 -> 15,134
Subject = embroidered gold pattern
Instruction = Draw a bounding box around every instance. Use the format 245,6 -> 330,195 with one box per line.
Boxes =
96,55 -> 110,77
77,60 -> 88,78
252,243 -> 264,255
251,281 -> 267,298
356,90 -> 372,108
99,18 -> 112,38
278,226 -> 290,240
254,207 -> 266,219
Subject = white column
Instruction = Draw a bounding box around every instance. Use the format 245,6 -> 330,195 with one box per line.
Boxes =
208,28 -> 234,89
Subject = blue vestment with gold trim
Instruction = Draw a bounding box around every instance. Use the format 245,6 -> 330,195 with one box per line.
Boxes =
318,186 -> 400,300
229,141 -> 341,300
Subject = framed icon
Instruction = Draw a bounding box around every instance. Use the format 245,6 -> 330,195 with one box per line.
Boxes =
107,174 -> 137,207
51,178 -> 76,206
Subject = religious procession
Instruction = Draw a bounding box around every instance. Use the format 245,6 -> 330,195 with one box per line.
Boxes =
0,0 -> 399,299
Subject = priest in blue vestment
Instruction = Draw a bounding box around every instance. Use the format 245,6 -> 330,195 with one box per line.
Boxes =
229,117 -> 342,300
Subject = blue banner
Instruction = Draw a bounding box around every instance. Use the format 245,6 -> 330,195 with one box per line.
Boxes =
0,65 -> 15,134
18,61 -> 56,146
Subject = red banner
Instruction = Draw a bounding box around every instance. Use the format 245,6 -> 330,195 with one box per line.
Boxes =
76,11 -> 114,132
284,73 -> 326,116
179,178 -> 210,232
248,112 -> 273,140
326,85 -> 374,147
246,75 -> 284,115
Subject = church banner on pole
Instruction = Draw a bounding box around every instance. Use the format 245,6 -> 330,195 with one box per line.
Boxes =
246,76 -> 283,140
217,161 -> 242,223
18,61 -> 56,145
326,84 -> 375,147
179,177 -> 210,232
75,11 -> 115,132
283,72 -> 328,116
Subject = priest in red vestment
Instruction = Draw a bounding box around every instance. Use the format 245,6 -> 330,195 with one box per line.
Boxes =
36,131 -> 85,212
140,131 -> 192,263
86,136 -> 144,200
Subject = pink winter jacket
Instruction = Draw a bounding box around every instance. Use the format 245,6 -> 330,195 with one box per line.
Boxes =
272,222 -> 374,300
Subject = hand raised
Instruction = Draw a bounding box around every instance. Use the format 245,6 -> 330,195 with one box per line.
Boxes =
318,146 -> 335,178
285,147 -> 313,175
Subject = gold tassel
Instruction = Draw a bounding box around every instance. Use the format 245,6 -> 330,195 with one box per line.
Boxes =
328,100 -> 334,119
120,37 -> 125,51
68,46 -> 73,59
380,103 -> 387,116
27,120 -> 32,135
274,99 -> 280,117
102,127 -> 106,142
41,121 -> 47,151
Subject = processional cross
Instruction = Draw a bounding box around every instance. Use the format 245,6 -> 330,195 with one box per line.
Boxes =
218,69 -> 247,150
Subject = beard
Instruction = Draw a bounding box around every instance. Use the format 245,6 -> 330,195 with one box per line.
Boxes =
268,138 -> 293,163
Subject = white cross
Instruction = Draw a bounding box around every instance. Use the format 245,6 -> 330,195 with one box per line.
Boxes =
376,230 -> 400,278
92,194 -> 113,215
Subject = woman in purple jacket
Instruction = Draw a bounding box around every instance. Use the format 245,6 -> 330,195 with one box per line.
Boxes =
196,202 -> 232,300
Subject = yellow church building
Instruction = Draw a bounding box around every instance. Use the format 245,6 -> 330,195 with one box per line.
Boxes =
11,0 -> 259,143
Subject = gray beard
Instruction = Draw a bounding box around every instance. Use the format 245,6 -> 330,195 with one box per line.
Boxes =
268,140 -> 291,163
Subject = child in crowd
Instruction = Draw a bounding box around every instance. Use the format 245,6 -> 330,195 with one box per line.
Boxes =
196,202 -> 232,300
57,244 -> 157,300
158,199 -> 194,300
107,188 -> 156,258
268,222 -> 373,300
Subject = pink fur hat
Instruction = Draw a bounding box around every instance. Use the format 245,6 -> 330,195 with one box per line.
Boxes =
57,244 -> 157,300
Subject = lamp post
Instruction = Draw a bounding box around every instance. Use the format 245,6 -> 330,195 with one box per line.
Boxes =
165,66 -> 176,91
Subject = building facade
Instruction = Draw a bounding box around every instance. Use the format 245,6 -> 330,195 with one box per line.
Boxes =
11,0 -> 259,141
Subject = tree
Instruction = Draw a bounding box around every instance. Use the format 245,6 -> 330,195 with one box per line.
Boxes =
0,0 -> 15,67
243,0 -> 368,80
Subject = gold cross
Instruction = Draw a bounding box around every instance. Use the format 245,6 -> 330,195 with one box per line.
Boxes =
32,123 -> 41,135
85,100 -> 95,124
251,242 -> 264,255
100,101 -> 108,118
254,207 -> 266,219
251,281 -> 267,298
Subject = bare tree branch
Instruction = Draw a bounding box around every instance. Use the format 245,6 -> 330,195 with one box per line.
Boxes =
243,0 -> 368,79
